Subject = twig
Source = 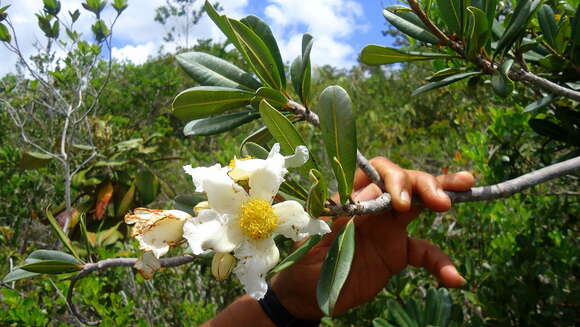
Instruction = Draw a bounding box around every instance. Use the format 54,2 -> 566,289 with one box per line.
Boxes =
67,255 -> 196,325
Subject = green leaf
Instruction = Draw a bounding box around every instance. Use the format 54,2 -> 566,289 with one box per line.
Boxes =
412,71 -> 481,96
69,9 -> 80,23
317,218 -> 356,316
19,151 -> 53,169
183,111 -> 260,136
383,9 -> 440,44
318,85 -> 357,204
116,183 -> 135,217
465,6 -> 490,57
291,33 -> 314,106
43,0 -> 61,16
112,0 -> 128,15
387,299 -> 417,327
306,169 -> 328,218
0,23 -> 10,42
240,125 -> 272,151
524,94 -> 554,112
240,15 -> 285,89
437,0 -> 466,37
136,170 -> 159,204
360,45 -> 452,65
91,19 -> 109,42
2,269 -> 39,283
426,67 -> 465,81
258,100 -> 317,173
496,0 -> 542,55
490,59 -> 514,97
373,318 -> 396,327
82,0 -> 106,18
18,250 -> 83,274
538,4 -> 558,47
268,234 -> 322,278
472,0 -> 497,31
432,288 -> 452,327
204,1 -> 242,50
386,5 -> 429,29
228,19 -> 282,89
172,86 -> 254,121
572,3 -> 580,48
46,209 -> 82,262
175,52 -> 261,91
174,194 -> 206,216
242,141 -> 270,158
252,87 -> 288,109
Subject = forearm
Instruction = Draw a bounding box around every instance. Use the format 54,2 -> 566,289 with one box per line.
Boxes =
202,295 -> 275,327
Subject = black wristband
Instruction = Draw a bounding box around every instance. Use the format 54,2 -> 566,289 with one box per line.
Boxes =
258,284 -> 320,327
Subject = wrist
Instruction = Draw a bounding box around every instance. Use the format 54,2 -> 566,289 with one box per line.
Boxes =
271,273 -> 324,321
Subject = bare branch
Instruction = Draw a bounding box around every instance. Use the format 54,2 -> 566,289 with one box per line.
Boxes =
67,255 -> 196,325
508,68 -> 580,102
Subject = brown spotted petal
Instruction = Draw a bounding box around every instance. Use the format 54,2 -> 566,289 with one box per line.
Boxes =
134,251 -> 161,280
125,208 -> 191,258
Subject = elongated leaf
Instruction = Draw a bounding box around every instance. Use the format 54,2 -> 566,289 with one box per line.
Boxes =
240,125 -> 272,151
136,170 -> 159,204
432,288 -> 452,326
361,45 -> 452,65
496,0 -> 542,55
538,4 -> 558,46
307,169 -> 328,218
524,94 -> 554,112
184,111 -> 260,136
19,260 -> 83,274
258,100 -> 316,173
412,71 -> 480,96
95,180 -> 113,220
387,299 -> 417,327
28,249 -> 81,263
240,15 -> 285,89
269,234 -> 322,278
20,151 -> 53,169
176,52 -> 261,90
204,1 -> 242,50
386,5 -> 428,29
0,23 -> 11,42
229,19 -> 282,89
291,33 -> 314,106
251,87 -> 288,109
2,269 -> 39,283
46,209 -> 81,261
373,318 -> 396,327
437,0 -> 465,37
491,59 -> 514,97
466,6 -> 490,56
427,67 -> 464,81
473,0 -> 497,31
116,183 -> 135,217
383,9 -> 440,44
173,86 -> 254,121
242,141 -> 270,158
317,218 -> 356,316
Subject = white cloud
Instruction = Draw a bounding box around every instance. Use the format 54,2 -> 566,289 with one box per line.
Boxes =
262,0 -> 368,68
112,41 -> 157,64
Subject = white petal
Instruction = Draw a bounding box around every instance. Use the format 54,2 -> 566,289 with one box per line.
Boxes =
183,163 -> 225,192
284,145 -> 309,168
273,200 -> 311,241
229,158 -> 267,181
233,239 -> 280,299
183,210 -> 242,254
303,218 -> 331,236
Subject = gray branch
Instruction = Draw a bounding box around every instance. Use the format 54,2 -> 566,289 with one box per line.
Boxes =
67,255 -> 196,325
508,68 -> 580,102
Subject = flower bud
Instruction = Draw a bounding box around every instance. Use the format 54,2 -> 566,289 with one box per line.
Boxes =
211,252 -> 236,281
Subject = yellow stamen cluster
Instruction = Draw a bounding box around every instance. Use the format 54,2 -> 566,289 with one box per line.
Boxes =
239,198 -> 278,240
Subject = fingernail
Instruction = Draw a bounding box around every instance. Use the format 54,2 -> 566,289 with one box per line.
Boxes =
438,189 -> 448,199
459,276 -> 467,286
400,190 -> 410,204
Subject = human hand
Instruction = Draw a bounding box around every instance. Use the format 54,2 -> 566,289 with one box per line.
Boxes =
271,157 -> 475,319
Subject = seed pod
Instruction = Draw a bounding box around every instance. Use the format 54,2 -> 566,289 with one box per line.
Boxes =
211,252 -> 236,281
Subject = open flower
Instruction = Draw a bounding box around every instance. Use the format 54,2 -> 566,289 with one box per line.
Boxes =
183,144 -> 330,299
125,208 -> 190,258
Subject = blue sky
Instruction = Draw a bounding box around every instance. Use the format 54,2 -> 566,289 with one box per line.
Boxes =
1,0 -> 396,76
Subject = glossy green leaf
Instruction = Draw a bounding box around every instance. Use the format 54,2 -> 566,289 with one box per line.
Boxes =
291,33 -> 314,106
383,9 -> 440,44
386,5 -> 428,29
174,194 -> 206,216
554,16 -> 573,54
538,4 -> 558,46
43,0 -> 61,16
437,0 -> 466,37
0,23 -> 10,42
19,151 -> 53,169
258,100 -> 316,173
318,85 -> 357,204
204,1 -> 242,50
524,94 -> 554,112
243,141 -> 269,159
240,15 -> 285,89
361,45 -> 452,65
307,169 -> 328,218
491,59 -> 514,97
252,87 -> 288,109
2,269 -> 39,283
317,218 -> 356,316
472,0 -> 497,31
136,170 -> 159,204
112,0 -> 128,14
387,299 -> 417,327
372,318 -> 396,327
430,288 -> 452,326
496,0 -> 542,55
466,6 -> 490,56
228,19 -> 282,89
46,209 -> 81,262
240,125 -> 273,150
172,86 -> 254,121
412,71 -> 480,96
19,260 -> 83,274
426,67 -> 464,81
183,111 -> 260,136
175,52 -> 261,91
268,234 -> 322,278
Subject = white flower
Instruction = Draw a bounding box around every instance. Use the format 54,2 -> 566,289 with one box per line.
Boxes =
124,208 -> 190,258
183,144 -> 330,299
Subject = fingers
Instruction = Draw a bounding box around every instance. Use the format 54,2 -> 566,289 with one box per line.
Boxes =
368,157 -> 412,212
407,238 -> 466,288
436,171 -> 475,191
407,170 -> 451,212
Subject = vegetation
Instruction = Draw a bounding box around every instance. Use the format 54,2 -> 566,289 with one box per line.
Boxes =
1,0 -> 578,326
